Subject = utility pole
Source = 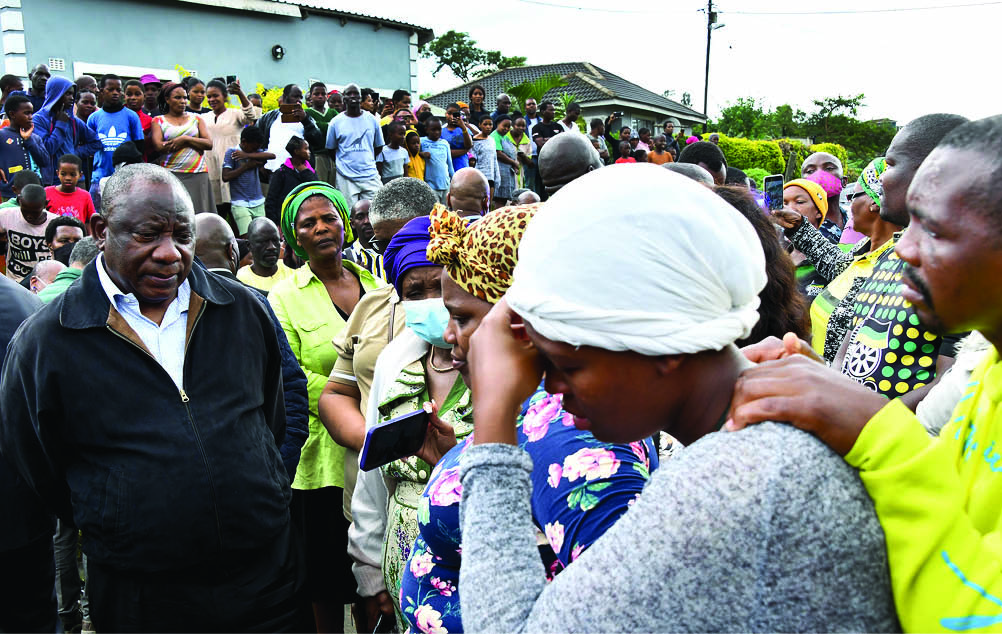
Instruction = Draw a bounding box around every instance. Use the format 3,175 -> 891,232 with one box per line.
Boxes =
703,0 -> 716,117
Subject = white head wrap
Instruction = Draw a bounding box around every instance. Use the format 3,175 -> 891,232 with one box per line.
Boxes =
505,163 -> 767,355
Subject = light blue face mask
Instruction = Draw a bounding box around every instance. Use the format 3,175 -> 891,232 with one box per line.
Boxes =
403,298 -> 453,349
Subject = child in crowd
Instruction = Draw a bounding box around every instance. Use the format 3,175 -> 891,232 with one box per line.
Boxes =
0,183 -> 58,281
376,121 -> 410,184
44,154 -> 95,223
472,114 -> 499,197
615,141 -> 636,164
633,149 -> 648,163
0,170 -> 43,209
222,126 -> 275,238
647,135 -> 674,165
421,117 -> 454,204
404,130 -> 427,181
123,79 -> 153,160
0,95 -> 47,200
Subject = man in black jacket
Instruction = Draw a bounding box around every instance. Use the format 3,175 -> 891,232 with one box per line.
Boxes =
0,277 -> 57,633
0,164 -> 307,631
194,211 -> 309,479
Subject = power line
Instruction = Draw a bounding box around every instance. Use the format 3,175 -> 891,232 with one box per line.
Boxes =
719,1 -> 1002,15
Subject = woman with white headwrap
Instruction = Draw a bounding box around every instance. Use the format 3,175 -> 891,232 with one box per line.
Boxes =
456,164 -> 899,632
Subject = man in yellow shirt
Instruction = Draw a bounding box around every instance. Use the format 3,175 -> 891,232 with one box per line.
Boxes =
728,115 -> 1002,632
236,217 -> 294,294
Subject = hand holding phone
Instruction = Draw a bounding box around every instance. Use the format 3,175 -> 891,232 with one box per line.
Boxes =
763,174 -> 784,211
360,408 -> 430,471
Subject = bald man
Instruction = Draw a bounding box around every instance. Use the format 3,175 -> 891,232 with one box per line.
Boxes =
193,213 -> 309,488
448,167 -> 490,216
195,213 -> 240,278
538,132 -> 603,196
664,162 -> 715,188
28,259 -> 65,294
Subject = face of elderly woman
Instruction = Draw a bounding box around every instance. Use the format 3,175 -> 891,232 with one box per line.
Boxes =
442,272 -> 492,385
524,321 -> 675,444
294,195 -> 344,260
399,266 -> 443,302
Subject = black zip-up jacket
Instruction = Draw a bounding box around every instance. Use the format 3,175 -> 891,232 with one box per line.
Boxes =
256,108 -> 326,154
0,262 -> 291,572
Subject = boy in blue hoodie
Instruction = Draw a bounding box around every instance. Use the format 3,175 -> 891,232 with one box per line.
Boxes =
31,76 -> 101,186
0,94 -> 47,199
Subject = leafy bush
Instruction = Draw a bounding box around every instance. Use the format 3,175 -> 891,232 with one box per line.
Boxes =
744,168 -> 769,190
256,83 -> 282,113
708,134 -> 785,174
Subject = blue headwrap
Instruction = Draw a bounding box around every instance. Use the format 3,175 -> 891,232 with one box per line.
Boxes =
383,216 -> 439,294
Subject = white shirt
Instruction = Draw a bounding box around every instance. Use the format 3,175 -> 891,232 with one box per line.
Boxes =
557,120 -> 579,133
265,119 -> 305,172
96,254 -> 191,390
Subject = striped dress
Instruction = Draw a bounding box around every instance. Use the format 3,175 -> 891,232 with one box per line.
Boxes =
154,114 -> 207,173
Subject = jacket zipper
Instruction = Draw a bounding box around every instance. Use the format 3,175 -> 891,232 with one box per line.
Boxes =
104,299 -> 224,550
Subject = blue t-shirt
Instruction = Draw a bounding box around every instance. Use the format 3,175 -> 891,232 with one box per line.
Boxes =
420,137 -> 454,190
440,125 -> 469,171
87,108 -> 143,180
326,112 -> 383,181
222,147 -> 264,205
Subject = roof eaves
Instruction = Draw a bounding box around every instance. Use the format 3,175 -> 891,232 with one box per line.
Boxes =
270,1 -> 435,45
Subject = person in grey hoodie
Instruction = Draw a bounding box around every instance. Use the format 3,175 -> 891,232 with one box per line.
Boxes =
456,164 -> 900,632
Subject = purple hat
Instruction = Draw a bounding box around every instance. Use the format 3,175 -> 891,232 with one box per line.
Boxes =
383,216 -> 439,294
139,74 -> 162,86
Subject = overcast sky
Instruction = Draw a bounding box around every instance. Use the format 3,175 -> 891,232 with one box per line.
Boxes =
371,0 -> 1002,125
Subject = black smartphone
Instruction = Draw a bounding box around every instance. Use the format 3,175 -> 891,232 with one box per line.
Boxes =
371,92 -> 380,104
226,75 -> 237,85
763,174 -> 784,211
359,409 -> 430,471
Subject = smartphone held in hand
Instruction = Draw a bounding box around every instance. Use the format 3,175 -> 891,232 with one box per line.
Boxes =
359,409 -> 430,471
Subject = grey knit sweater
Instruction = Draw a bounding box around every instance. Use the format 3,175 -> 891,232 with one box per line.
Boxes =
458,423 -> 900,632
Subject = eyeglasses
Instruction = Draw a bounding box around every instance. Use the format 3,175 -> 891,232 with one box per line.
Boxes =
847,191 -> 870,201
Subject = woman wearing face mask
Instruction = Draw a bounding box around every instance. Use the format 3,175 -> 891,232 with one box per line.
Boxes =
346,214 -> 465,632
394,203 -> 659,634
268,182 -> 384,633
454,165 -> 897,632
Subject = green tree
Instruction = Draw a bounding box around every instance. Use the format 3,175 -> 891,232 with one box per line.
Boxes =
716,97 -> 774,139
421,30 -> 526,81
502,73 -> 569,115
771,104 -> 806,138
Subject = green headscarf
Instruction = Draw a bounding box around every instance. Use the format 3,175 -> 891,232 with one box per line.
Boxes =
280,181 -> 354,260
857,157 -> 886,208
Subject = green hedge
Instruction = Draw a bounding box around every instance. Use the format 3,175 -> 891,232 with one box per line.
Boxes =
744,168 -> 769,190
700,134 -> 849,180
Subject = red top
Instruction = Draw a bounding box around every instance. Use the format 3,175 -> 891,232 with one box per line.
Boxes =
614,157 -> 637,164
45,186 -> 96,223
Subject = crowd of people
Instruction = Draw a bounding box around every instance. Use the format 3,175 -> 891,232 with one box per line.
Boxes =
1,59 -> 1001,634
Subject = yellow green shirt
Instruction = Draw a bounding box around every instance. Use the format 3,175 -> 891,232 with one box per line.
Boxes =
268,261 -> 384,490
846,345 -> 1002,631
236,261 -> 295,294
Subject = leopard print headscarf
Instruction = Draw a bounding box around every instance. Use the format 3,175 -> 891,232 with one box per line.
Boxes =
426,203 -> 541,303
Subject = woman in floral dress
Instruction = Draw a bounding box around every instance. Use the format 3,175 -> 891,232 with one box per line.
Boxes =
397,204 -> 659,633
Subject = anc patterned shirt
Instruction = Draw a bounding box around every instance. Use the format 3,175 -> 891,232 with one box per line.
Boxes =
839,246 -> 941,397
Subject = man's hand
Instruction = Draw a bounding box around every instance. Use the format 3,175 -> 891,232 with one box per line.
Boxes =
726,355 -> 887,456
740,332 -> 823,364
19,122 -> 34,141
359,591 -> 395,633
769,208 -> 803,230
290,105 -> 306,123
380,102 -> 394,117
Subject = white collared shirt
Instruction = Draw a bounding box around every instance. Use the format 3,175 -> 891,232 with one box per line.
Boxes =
96,254 -> 191,390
